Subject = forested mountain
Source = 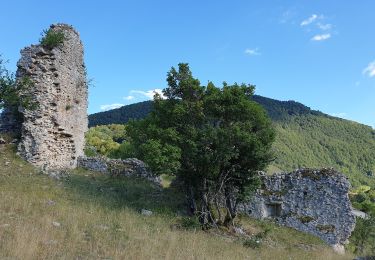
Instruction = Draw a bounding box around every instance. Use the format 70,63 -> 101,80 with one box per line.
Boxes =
88,95 -> 375,187
89,101 -> 154,127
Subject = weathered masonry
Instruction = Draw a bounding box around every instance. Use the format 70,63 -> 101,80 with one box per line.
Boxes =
6,24 -> 88,169
242,168 -> 356,252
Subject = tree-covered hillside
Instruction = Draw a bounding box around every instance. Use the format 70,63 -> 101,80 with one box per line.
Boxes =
89,101 -> 154,127
88,95 -> 375,187
88,95 -> 324,127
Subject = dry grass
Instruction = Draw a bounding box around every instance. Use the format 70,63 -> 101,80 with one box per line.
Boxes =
0,138 -> 353,259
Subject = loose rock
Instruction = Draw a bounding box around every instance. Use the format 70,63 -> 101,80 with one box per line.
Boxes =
141,209 -> 153,216
52,221 -> 61,227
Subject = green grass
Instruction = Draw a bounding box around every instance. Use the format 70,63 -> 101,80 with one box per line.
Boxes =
0,136 -> 352,259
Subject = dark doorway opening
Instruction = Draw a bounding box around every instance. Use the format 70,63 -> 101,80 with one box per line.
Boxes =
266,203 -> 282,217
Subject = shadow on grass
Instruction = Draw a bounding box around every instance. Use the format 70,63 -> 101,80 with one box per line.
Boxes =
62,168 -> 186,216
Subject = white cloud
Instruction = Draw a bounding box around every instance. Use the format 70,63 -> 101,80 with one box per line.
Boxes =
245,48 -> 261,56
311,33 -> 331,41
363,61 -> 375,78
130,89 -> 165,99
123,95 -> 134,100
100,103 -> 124,111
317,23 -> 332,30
300,14 -> 318,26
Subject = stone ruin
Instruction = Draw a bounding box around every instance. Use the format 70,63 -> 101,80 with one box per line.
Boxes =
77,156 -> 161,185
241,168 -> 356,252
0,24 -> 88,169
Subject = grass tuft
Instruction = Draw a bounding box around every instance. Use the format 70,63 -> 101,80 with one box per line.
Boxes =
40,29 -> 65,49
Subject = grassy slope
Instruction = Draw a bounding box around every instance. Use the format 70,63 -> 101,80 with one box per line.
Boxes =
0,139 -> 350,259
88,97 -> 375,187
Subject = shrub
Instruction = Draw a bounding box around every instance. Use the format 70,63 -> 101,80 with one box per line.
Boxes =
40,29 -> 65,49
350,215 -> 375,255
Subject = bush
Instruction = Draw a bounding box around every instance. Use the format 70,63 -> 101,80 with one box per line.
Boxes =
350,215 -> 375,255
40,29 -> 65,49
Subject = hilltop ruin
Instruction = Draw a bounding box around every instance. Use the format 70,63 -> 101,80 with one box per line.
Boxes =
1,24 -> 88,169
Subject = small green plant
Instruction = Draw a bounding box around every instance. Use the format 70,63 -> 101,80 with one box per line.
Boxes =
316,224 -> 335,233
243,237 -> 261,249
174,216 -> 201,230
40,29 -> 65,49
298,215 -> 315,224
65,104 -> 72,111
243,226 -> 271,249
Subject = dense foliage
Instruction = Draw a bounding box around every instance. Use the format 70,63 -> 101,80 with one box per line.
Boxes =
0,56 -> 36,122
122,64 -> 275,227
350,186 -> 375,216
84,124 -> 126,157
271,115 -> 375,187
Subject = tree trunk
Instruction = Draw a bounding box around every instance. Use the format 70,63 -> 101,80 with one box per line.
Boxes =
199,179 -> 217,228
187,185 -> 197,216
223,189 -> 237,227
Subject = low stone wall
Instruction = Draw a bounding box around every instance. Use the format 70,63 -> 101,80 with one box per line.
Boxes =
77,156 -> 161,185
241,168 -> 356,252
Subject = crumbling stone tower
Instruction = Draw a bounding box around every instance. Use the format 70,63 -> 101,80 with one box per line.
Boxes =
16,24 -> 88,169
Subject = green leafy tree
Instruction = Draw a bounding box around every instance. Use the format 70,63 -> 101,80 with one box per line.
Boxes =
84,124 -> 127,156
0,56 -> 36,124
126,63 -> 275,227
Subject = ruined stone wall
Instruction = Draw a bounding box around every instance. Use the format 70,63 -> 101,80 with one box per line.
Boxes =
16,24 -> 88,169
241,168 -> 356,251
77,156 -> 161,185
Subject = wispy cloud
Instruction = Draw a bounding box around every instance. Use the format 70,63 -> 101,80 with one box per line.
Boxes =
300,14 -> 319,26
123,95 -> 134,100
130,89 -> 165,99
363,61 -> 375,78
100,103 -> 124,111
311,33 -> 331,41
245,48 -> 261,56
317,23 -> 332,30
299,14 -> 334,42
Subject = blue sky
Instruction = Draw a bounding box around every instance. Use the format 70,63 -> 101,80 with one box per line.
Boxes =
1,0 -> 374,127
